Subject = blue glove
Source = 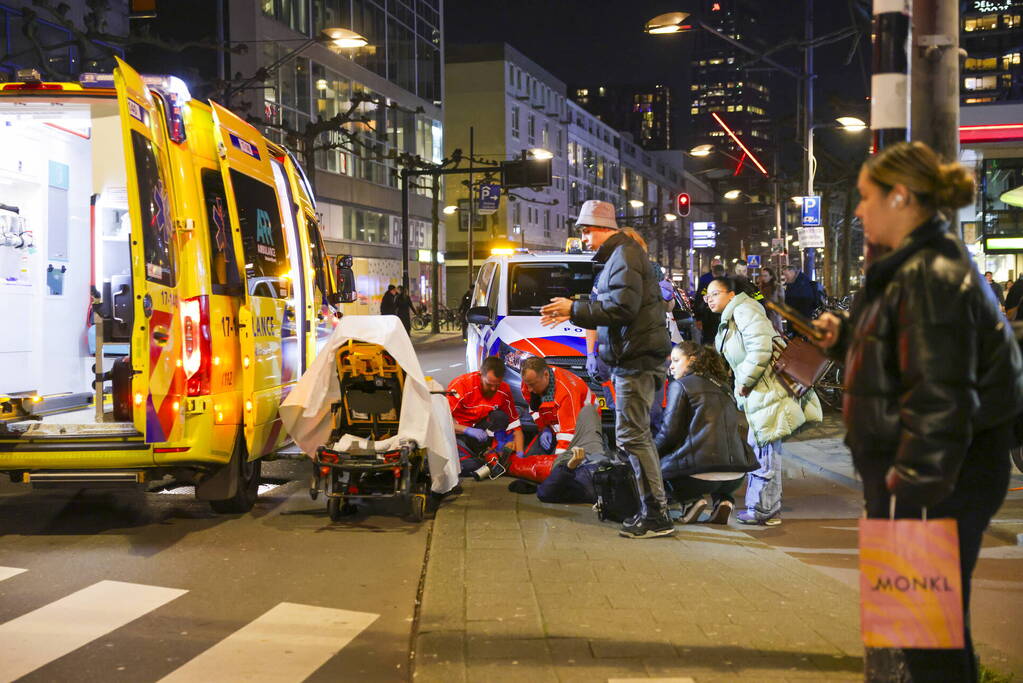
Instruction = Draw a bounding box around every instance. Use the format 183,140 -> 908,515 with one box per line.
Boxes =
462,427 -> 488,442
539,429 -> 555,451
659,280 -> 674,302
586,352 -> 600,380
515,451 -> 526,459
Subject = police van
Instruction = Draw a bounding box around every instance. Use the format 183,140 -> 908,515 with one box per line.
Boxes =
464,246 -> 595,382
0,59 -> 353,512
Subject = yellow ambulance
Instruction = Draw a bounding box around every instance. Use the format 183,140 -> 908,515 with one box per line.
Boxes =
0,58 -> 354,512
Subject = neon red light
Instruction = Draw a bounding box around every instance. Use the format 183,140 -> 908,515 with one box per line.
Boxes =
711,112 -> 769,176
960,123 -> 1023,143
733,151 -> 747,176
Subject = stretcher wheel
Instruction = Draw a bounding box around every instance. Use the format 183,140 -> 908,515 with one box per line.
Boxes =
327,497 -> 357,521
408,493 -> 426,522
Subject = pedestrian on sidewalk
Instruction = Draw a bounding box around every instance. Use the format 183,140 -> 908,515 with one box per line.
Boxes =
394,285 -> 413,333
447,356 -> 525,478
707,276 -> 822,526
380,284 -> 397,316
654,342 -> 757,524
757,267 -> 785,334
458,285 -> 473,341
539,199 -> 674,539
813,141 -> 1023,683
782,265 -> 817,321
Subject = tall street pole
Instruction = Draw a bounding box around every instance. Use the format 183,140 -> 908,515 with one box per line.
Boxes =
871,0 -> 911,151
804,0 -> 816,281
430,173 -> 441,334
467,126 -> 475,291
911,0 -> 961,235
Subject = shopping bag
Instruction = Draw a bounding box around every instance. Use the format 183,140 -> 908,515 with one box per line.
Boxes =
858,516 -> 964,649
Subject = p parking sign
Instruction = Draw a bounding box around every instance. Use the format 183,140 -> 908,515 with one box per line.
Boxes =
801,196 -> 821,226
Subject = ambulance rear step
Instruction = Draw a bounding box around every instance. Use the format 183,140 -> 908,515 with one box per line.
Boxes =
2,422 -> 141,439
26,471 -> 145,489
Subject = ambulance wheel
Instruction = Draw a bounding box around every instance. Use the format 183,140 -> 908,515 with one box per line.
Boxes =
408,493 -> 426,522
209,438 -> 262,514
328,497 -> 357,521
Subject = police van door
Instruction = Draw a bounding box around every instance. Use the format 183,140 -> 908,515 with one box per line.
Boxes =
466,261 -> 497,371
209,102 -> 288,458
113,57 -> 184,443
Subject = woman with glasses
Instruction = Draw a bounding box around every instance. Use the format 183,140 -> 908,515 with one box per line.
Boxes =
705,276 -> 822,525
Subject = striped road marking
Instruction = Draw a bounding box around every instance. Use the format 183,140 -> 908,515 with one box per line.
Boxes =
0,580 -> 187,683
0,567 -> 26,583
159,602 -> 378,683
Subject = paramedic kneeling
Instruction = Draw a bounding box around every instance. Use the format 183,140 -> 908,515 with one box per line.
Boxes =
447,356 -> 524,477
508,357 -> 607,503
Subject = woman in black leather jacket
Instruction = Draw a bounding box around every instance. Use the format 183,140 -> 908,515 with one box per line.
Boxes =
815,142 -> 1023,682
654,342 -> 757,524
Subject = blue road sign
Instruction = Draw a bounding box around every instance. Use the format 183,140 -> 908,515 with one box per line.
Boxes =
747,254 -> 761,268
801,195 -> 821,226
478,183 -> 501,215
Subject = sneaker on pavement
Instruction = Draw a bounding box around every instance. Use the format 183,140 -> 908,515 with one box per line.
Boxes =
707,500 -> 734,525
736,510 -> 781,526
678,498 -> 708,524
619,511 -> 676,538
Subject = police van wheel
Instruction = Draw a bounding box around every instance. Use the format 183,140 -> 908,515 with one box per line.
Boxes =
209,439 -> 261,514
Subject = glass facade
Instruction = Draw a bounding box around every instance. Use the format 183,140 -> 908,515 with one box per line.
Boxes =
263,0 -> 441,103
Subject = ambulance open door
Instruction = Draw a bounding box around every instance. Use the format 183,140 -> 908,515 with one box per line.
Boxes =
208,102 -> 288,458
112,57 -> 184,444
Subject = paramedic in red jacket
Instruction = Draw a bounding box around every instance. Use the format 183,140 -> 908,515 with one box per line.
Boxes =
508,356 -> 607,502
447,356 -> 524,477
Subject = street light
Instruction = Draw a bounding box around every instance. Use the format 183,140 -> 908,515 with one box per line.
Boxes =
645,12 -> 695,34
442,205 -> 458,215
723,189 -> 742,201
689,144 -> 713,157
323,28 -> 368,49
836,116 -> 868,132
628,199 -> 644,208
664,213 -> 678,222
528,147 -> 554,160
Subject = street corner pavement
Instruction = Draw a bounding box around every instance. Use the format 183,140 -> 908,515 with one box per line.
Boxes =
412,478 -> 865,683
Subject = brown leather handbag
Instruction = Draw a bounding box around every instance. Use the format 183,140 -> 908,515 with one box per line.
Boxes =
771,335 -> 830,398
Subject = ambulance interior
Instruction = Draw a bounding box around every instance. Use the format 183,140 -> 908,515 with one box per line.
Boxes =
0,98 -> 135,426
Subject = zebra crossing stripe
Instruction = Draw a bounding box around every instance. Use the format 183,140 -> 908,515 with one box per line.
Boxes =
158,602 -> 379,683
0,567 -> 26,583
0,580 -> 187,683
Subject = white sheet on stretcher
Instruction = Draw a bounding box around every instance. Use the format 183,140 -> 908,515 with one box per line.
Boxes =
279,315 -> 460,494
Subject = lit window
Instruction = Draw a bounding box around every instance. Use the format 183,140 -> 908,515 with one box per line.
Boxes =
727,105 -> 735,112
691,107 -> 699,114
735,105 -> 743,111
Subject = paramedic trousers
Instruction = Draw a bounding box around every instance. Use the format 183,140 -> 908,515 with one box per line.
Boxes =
456,410 -> 510,477
614,370 -> 667,517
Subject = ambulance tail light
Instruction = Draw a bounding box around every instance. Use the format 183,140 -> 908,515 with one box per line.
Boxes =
181,295 -> 211,396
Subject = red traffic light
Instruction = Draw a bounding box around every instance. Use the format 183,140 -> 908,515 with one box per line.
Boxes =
676,193 -> 691,217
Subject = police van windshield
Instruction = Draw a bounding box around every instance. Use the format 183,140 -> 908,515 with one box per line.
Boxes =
508,262 -> 594,316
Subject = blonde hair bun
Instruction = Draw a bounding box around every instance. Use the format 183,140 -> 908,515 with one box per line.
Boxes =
935,162 -> 976,211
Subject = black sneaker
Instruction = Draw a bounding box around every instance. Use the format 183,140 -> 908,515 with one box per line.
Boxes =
619,511 -> 676,539
707,500 -> 734,525
678,499 -> 708,524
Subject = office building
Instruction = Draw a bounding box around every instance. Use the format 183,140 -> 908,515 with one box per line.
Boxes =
443,43 -> 570,302
961,0 -> 1023,105
571,84 -> 675,150
686,0 -> 772,164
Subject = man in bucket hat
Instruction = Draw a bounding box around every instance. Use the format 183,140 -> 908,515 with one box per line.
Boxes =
540,200 -> 674,538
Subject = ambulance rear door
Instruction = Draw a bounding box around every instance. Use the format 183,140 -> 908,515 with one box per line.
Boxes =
208,103 -> 291,457
112,57 -> 184,444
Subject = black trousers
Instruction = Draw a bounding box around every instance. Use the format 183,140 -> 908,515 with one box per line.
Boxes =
861,427 -> 1013,683
666,474 -> 746,506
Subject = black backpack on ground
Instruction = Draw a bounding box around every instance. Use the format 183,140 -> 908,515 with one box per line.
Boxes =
592,460 -> 640,523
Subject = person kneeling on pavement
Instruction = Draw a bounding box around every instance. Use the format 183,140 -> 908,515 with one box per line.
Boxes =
447,356 -> 524,478
655,342 -> 758,524
505,356 -> 607,503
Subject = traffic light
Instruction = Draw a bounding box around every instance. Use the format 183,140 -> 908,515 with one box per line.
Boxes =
676,192 -> 691,217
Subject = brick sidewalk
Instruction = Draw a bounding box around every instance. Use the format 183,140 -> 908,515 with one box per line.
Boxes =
413,479 -> 864,682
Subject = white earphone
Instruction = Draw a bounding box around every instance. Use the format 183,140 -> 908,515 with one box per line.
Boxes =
890,194 -> 906,209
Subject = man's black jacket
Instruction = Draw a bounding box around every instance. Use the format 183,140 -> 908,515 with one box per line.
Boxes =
570,232 -> 670,375
831,216 -> 1023,507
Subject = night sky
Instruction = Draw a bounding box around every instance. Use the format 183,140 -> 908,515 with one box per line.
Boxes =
444,0 -> 872,176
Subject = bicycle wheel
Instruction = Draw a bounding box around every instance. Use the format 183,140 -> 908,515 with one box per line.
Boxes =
412,315 -> 427,331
